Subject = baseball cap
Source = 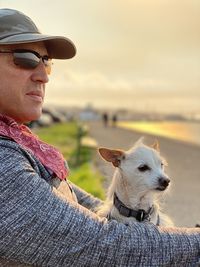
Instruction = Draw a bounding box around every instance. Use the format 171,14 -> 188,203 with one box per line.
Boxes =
0,8 -> 76,59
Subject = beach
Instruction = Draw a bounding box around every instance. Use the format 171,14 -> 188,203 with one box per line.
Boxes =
87,121 -> 200,227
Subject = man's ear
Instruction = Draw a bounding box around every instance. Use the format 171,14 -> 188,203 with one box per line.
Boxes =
151,139 -> 160,151
98,147 -> 125,167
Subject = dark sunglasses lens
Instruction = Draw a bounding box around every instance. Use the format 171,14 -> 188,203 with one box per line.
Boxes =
13,52 -> 39,69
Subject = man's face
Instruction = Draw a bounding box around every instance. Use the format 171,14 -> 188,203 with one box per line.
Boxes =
0,42 -> 49,124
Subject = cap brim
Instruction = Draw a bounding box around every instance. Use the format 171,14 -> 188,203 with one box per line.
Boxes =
0,33 -> 76,59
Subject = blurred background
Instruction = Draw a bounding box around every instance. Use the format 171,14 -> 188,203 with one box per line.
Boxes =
1,0 -> 199,116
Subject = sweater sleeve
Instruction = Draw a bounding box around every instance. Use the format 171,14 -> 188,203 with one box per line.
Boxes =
0,145 -> 199,267
70,181 -> 103,211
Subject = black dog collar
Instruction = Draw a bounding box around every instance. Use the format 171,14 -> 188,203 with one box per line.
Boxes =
113,193 -> 153,222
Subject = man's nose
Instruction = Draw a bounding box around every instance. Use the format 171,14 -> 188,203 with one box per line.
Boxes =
31,62 -> 49,83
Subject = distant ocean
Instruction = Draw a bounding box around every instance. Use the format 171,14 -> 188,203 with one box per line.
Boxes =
118,121 -> 200,146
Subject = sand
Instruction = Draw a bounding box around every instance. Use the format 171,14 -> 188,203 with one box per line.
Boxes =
87,121 -> 200,227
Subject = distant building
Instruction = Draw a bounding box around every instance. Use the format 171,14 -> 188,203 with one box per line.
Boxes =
79,105 -> 100,121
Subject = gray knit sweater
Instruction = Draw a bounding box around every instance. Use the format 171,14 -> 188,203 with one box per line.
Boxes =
0,137 -> 200,267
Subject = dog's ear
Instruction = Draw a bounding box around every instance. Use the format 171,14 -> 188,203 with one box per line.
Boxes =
134,137 -> 145,147
98,148 -> 125,167
151,139 -> 160,151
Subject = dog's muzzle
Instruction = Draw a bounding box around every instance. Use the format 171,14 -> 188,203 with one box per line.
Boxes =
156,177 -> 170,191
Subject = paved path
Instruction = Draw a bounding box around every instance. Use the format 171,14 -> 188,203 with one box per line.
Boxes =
87,121 -> 200,227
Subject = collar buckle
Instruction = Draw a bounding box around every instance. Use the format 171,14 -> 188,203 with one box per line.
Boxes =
136,209 -> 146,222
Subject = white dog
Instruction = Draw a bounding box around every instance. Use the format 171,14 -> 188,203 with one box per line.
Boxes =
97,139 -> 173,226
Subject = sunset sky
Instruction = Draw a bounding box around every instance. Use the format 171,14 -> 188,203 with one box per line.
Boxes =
1,0 -> 200,114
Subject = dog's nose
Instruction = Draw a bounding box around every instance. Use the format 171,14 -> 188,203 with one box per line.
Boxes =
158,177 -> 170,188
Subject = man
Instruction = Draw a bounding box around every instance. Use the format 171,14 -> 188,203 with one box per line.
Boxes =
0,8 -> 199,267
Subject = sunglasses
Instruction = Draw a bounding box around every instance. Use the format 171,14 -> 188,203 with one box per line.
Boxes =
0,49 -> 52,74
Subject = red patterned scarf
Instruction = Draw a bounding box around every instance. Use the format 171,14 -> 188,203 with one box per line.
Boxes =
0,115 -> 68,180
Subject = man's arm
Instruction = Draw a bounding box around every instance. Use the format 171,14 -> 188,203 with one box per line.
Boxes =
0,145 -> 199,267
70,181 -> 103,211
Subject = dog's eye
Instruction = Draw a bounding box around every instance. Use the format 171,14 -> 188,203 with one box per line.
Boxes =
138,164 -> 151,172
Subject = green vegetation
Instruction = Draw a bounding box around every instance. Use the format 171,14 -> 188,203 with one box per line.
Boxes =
70,163 -> 105,199
34,122 -> 105,199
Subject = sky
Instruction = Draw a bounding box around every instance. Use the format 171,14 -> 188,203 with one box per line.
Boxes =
1,0 -> 200,115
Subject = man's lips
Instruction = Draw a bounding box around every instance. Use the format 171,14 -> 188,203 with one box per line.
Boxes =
26,91 -> 44,102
